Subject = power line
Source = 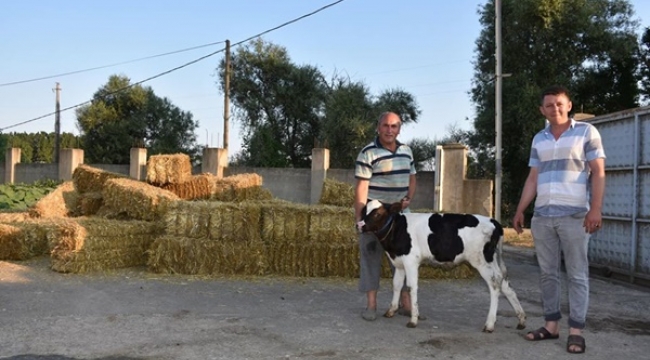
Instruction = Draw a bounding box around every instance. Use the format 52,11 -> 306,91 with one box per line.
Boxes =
0,0 -> 346,132
0,41 -> 226,87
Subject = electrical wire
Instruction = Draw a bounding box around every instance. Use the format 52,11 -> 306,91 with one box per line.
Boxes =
0,0 -> 346,132
0,41 -> 226,87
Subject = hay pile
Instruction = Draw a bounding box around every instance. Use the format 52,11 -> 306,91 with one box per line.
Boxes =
29,181 -> 80,218
146,153 -> 192,185
101,178 -> 179,221
160,173 -> 215,200
319,178 -> 354,207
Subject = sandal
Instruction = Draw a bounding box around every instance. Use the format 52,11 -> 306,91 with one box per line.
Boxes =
567,334 -> 586,354
526,327 -> 559,341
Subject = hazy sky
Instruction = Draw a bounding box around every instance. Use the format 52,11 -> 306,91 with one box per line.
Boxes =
2,0 -> 650,155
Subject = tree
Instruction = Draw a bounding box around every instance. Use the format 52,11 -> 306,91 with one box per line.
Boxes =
218,39 -> 327,168
640,27 -> 650,103
470,0 -> 641,222
218,39 -> 421,168
76,75 -> 200,164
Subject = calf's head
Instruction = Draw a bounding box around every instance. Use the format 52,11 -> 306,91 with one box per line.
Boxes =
361,200 -> 403,233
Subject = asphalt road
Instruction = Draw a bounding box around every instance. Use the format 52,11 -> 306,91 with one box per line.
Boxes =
1,247 -> 649,360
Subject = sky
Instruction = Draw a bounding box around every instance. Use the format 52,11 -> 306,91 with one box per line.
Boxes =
2,0 -> 650,157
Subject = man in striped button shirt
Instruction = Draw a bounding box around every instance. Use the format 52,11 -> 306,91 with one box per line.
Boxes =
513,85 -> 606,354
354,111 -> 417,321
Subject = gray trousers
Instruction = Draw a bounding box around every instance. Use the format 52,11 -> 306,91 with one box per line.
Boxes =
358,232 -> 383,292
358,232 -> 406,293
531,213 -> 590,329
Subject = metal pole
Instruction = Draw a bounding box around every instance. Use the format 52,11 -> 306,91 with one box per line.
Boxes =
54,82 -> 62,163
223,39 -> 231,150
495,0 -> 503,223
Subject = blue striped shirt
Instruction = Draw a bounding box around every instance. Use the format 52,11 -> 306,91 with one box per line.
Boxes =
355,137 -> 416,204
529,119 -> 606,217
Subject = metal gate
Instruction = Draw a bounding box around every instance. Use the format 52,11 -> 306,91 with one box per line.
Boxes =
587,106 -> 650,283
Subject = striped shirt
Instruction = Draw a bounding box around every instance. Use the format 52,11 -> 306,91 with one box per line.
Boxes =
355,137 -> 416,205
529,118 -> 606,217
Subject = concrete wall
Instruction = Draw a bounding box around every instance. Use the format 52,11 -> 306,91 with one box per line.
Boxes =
2,146 -> 490,216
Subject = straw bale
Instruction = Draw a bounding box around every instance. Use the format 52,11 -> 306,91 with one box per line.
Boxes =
163,200 -> 211,238
160,173 -> 215,200
78,191 -> 103,216
261,202 -> 311,244
29,181 -> 80,218
47,217 -> 163,273
73,164 -> 128,194
146,153 -> 192,185
308,205 -> 357,244
318,178 -> 354,207
266,242 -> 361,277
0,218 -> 71,260
210,173 -> 269,202
0,211 -> 30,223
51,249 -> 151,273
0,224 -> 26,260
208,201 -> 263,242
102,178 -> 180,221
147,235 -> 268,276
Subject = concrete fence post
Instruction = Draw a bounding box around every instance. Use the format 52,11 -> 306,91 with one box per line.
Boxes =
438,143 -> 467,213
130,148 -> 147,180
202,147 -> 228,178
310,148 -> 330,204
58,148 -> 84,181
4,148 -> 21,184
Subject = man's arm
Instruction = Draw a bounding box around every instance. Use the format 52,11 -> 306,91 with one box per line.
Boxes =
354,179 -> 370,222
513,167 -> 538,234
585,157 -> 605,233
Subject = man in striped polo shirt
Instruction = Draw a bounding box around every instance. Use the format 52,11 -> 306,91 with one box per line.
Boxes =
513,85 -> 606,354
354,111 -> 417,321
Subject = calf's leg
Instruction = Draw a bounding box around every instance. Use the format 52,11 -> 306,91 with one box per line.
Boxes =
470,259 -> 501,332
500,278 -> 527,329
384,267 -> 404,318
403,260 -> 420,328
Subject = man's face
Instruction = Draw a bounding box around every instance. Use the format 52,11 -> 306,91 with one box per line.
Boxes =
377,114 -> 401,146
540,93 -> 572,125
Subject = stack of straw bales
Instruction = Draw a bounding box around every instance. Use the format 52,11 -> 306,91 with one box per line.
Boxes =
72,164 -> 129,216
148,200 -> 267,275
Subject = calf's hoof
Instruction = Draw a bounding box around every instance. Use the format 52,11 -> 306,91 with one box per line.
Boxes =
517,323 -> 526,330
383,310 -> 396,318
482,326 -> 495,333
406,321 -> 418,328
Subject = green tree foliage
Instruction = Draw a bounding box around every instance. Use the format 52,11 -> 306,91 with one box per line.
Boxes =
0,132 -> 82,163
470,0 -> 641,222
76,75 -> 200,164
219,38 -> 421,168
640,27 -> 650,103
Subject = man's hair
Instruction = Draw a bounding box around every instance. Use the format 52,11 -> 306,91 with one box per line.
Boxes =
377,111 -> 402,126
540,85 -> 571,104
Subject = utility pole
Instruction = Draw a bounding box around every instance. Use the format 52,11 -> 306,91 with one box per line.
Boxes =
54,82 -> 62,163
223,39 -> 231,150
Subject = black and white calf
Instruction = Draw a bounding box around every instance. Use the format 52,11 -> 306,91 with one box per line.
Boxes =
360,200 -> 526,331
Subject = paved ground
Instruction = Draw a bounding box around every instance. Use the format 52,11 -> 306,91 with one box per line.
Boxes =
1,246 -> 649,360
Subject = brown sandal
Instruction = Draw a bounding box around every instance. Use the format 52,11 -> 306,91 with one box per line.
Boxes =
526,327 -> 559,341
567,334 -> 586,354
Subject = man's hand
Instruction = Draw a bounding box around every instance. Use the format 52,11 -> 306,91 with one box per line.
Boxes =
512,212 -> 525,234
356,220 -> 365,233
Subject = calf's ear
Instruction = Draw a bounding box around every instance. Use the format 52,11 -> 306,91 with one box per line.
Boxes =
389,202 -> 403,213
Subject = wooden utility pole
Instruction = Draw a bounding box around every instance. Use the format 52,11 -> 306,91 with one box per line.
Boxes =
223,39 -> 231,150
54,82 -> 62,163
